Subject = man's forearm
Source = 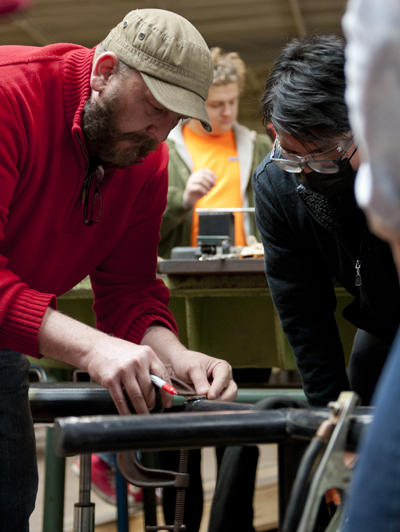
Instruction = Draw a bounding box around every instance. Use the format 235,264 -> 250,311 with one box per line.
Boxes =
38,307 -> 176,414
38,306 -> 106,370
140,323 -> 184,367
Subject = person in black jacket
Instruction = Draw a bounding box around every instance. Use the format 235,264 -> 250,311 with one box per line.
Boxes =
253,33 -> 400,407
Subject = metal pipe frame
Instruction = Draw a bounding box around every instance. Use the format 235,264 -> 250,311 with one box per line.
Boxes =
53,405 -> 373,457
52,403 -> 372,531
30,383 -> 372,531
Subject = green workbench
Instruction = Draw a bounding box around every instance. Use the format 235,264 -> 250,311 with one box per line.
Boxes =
31,258 -> 357,373
158,257 -> 357,371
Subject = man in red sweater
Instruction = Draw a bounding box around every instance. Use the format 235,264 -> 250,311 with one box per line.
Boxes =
0,8 -> 237,530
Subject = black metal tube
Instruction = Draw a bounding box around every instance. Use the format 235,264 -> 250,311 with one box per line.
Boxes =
29,382 -> 305,422
182,398 -> 252,412
29,382 -> 164,422
79,454 -> 92,505
286,406 -> 373,449
53,410 -> 289,457
53,406 -> 373,458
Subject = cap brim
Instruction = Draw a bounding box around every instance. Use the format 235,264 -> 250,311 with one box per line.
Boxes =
141,72 -> 212,133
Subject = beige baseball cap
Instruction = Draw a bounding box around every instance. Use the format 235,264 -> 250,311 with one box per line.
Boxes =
101,9 -> 213,132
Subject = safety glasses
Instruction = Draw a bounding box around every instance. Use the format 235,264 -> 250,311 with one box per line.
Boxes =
270,137 -> 355,174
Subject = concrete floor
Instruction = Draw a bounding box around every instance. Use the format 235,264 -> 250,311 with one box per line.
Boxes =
30,425 -> 278,532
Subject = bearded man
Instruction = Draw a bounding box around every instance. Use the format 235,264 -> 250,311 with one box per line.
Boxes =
0,9 -> 237,530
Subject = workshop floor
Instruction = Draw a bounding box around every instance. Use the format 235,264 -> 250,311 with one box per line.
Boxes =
30,426 -> 278,532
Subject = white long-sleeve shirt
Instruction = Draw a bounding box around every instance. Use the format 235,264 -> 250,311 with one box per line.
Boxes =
343,0 -> 400,231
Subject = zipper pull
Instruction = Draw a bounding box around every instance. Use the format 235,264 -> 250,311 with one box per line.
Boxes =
355,260 -> 362,286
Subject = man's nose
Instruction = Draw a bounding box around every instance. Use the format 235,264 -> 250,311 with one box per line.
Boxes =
147,114 -> 179,143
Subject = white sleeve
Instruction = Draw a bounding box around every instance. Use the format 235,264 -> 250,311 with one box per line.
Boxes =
343,0 -> 400,231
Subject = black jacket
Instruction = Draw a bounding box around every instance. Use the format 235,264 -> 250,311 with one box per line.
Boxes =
253,154 -> 400,406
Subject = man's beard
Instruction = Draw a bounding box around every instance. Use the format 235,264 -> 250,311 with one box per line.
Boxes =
82,91 -> 159,168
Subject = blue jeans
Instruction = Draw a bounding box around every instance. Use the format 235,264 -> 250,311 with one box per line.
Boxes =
0,349 -> 38,531
343,326 -> 400,532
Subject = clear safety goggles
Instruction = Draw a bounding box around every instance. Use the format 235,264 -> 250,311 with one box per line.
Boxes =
270,137 -> 355,174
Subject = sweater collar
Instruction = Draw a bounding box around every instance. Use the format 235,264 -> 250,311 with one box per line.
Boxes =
63,46 -> 95,134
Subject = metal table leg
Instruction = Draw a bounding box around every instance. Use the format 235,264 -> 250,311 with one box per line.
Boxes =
43,426 -> 66,532
115,455 -> 130,532
73,453 -> 95,532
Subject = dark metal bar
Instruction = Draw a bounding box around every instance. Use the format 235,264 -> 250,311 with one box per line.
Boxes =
115,456 -> 130,532
42,426 -> 65,532
73,453 -> 95,532
29,382 -> 306,422
29,382 -> 136,422
286,406 -> 373,449
53,410 -> 289,456
182,398 -> 253,412
78,454 -> 92,505
53,406 -> 373,457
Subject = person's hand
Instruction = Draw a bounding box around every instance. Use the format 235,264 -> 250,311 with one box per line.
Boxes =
84,334 -> 175,415
182,168 -> 217,207
169,349 -> 238,402
141,325 -> 238,403
38,308 -> 175,416
344,451 -> 358,469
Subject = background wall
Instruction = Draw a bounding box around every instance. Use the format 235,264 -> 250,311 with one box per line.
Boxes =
0,0 -> 348,133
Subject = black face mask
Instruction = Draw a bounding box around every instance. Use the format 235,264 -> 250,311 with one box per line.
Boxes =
297,157 -> 357,196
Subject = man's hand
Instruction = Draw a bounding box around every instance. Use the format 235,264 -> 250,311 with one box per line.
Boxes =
84,335 -> 175,415
182,168 -> 217,207
38,307 -> 174,415
172,350 -> 238,402
141,324 -> 238,403
38,309 -> 237,416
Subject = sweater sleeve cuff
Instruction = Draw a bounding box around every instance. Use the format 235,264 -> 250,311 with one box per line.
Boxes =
124,313 -> 178,345
0,288 -> 57,358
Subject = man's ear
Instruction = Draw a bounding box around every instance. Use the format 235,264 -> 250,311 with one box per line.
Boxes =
90,52 -> 119,93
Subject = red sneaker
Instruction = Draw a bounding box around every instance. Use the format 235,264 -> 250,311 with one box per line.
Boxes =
127,483 -> 143,504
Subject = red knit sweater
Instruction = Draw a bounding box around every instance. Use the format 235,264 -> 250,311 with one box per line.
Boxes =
0,43 -> 177,358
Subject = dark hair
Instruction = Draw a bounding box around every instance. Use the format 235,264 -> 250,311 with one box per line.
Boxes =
261,34 -> 350,145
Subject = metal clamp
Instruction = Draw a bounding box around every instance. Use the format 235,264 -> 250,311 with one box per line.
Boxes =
115,378 -> 208,531
296,391 -> 361,532
117,450 -> 189,532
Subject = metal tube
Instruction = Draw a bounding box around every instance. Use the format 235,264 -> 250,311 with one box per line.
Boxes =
73,453 -> 95,532
53,410 -> 289,456
73,504 -> 95,532
79,454 -> 92,505
115,465 -> 129,532
42,426 -> 65,532
53,407 -> 373,458
30,382 -> 307,422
